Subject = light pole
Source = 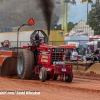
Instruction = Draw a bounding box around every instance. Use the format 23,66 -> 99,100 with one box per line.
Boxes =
62,0 -> 64,30
87,2 -> 88,22
65,3 -> 68,33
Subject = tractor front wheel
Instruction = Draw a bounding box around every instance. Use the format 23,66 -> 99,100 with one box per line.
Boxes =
39,67 -> 47,82
65,73 -> 73,82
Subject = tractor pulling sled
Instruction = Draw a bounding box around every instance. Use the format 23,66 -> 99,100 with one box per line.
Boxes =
0,25 -> 73,82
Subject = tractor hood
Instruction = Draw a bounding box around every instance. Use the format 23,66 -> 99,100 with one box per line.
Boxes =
40,43 -> 61,49
39,43 -> 64,53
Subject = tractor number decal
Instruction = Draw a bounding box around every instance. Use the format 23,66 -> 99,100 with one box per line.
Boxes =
41,55 -> 48,62
42,55 -> 48,59
41,59 -> 48,62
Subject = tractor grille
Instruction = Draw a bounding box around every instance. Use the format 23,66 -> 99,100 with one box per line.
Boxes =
51,48 -> 64,64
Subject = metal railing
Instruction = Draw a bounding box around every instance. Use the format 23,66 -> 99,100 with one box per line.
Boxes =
3,40 -> 89,47
0,40 -> 96,47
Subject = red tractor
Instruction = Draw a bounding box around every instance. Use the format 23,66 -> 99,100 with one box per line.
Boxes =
17,29 -> 73,82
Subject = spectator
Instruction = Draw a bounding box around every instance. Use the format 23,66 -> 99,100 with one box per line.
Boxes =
65,48 -> 71,61
94,48 -> 100,62
71,48 -> 78,62
70,49 -> 73,60
94,48 -> 99,54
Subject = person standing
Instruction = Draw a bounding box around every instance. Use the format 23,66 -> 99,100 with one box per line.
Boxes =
65,48 -> 71,61
70,49 -> 73,61
71,48 -> 78,62
94,48 -> 100,62
94,48 -> 99,54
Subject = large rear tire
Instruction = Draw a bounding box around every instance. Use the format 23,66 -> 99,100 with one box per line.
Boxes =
39,67 -> 47,82
65,73 -> 73,82
17,49 -> 34,79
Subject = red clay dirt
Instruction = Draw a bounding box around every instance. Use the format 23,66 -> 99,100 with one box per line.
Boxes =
73,71 -> 100,80
0,72 -> 100,100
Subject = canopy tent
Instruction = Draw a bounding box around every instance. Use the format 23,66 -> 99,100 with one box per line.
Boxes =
86,41 -> 93,45
86,41 -> 97,45
89,35 -> 100,39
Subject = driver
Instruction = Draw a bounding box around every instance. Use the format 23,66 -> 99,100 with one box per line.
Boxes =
33,34 -> 39,45
32,34 -> 43,47
33,34 -> 42,47
35,34 -> 39,40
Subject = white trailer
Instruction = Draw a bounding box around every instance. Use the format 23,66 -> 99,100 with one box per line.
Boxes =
64,35 -> 89,48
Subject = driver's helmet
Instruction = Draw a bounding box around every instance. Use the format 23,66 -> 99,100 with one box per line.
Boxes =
35,34 -> 39,40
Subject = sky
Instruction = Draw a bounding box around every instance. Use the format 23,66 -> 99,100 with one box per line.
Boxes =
57,0 -> 96,25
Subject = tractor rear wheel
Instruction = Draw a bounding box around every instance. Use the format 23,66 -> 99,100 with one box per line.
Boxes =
17,49 -> 34,79
39,67 -> 47,82
65,73 -> 73,82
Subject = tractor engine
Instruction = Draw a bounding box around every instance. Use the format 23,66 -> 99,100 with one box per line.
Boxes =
38,44 -> 64,66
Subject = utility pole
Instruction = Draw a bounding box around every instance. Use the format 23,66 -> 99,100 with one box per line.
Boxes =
62,0 -> 64,30
87,2 -> 88,22
65,3 -> 68,33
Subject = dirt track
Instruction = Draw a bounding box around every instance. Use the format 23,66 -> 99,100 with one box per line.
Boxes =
0,72 -> 100,100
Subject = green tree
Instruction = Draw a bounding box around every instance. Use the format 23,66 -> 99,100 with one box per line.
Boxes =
55,22 -> 77,31
87,2 -> 100,35
67,22 -> 77,31
56,24 -> 62,30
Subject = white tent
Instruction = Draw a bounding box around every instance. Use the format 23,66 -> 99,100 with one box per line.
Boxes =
86,41 -> 93,45
86,41 -> 97,45
93,41 -> 97,45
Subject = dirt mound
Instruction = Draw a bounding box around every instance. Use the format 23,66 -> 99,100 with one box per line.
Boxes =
74,71 -> 100,77
85,63 -> 100,74
64,61 -> 91,72
73,71 -> 100,80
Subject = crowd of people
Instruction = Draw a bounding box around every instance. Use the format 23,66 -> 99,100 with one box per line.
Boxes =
64,47 -> 100,62
65,48 -> 78,62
